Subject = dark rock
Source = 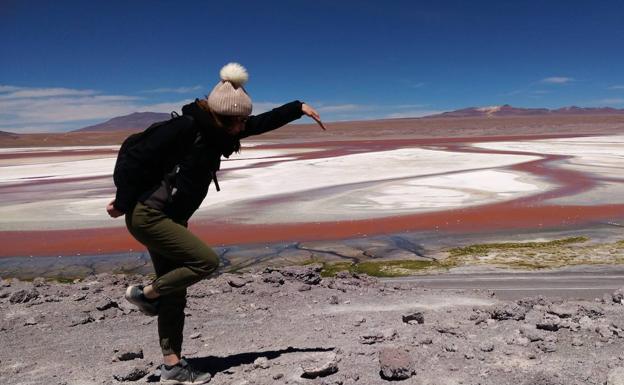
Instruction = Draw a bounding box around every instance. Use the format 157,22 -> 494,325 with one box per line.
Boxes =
329,295 -> 340,305
378,347 -> 414,381
279,265 -> 322,285
360,333 -> 385,345
516,296 -> 549,309
9,289 -> 39,304
113,348 -> 144,362
536,314 -> 561,331
612,288 -> 624,304
490,303 -> 528,321
112,364 -> 149,382
360,329 -> 397,345
578,304 -> 605,319
95,298 -> 119,311
262,271 -> 285,286
190,333 -> 201,339
402,311 -> 424,325
0,291 -> 9,299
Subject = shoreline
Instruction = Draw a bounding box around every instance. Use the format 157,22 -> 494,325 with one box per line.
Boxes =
2,223 -> 622,281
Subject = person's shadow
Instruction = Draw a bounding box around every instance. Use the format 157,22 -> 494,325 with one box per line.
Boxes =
147,346 -> 335,381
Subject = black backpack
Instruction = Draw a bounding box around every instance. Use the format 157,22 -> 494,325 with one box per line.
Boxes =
113,113 -> 194,205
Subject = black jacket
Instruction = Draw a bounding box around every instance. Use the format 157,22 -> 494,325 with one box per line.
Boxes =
114,99 -> 304,223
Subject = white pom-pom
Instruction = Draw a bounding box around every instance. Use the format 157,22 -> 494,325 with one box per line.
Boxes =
219,62 -> 249,87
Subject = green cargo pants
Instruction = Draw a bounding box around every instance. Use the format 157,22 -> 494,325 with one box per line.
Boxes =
125,202 -> 220,356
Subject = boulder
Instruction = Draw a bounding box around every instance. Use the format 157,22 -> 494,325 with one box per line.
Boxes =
378,347 -> 415,381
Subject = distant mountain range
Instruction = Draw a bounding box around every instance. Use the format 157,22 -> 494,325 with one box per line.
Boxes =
0,130 -> 20,138
427,104 -> 624,118
72,112 -> 170,132
53,105 -> 624,133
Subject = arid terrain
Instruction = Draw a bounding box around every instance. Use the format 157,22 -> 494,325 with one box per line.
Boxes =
3,266 -> 624,385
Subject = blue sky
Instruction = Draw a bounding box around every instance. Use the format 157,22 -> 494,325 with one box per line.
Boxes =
1,0 -> 624,133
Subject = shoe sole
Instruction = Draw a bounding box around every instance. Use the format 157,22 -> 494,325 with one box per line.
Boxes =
125,286 -> 158,316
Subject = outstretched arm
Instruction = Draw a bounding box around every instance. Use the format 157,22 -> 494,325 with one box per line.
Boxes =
240,101 -> 326,138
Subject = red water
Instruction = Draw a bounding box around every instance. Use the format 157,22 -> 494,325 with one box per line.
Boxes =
1,134 -> 622,257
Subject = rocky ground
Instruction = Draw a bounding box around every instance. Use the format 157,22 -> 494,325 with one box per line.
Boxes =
2,265 -> 624,385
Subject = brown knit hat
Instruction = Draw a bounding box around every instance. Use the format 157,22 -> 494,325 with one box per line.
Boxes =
207,63 -> 252,116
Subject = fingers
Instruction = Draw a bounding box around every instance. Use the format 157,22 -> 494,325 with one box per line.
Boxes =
313,116 -> 327,131
302,104 -> 326,131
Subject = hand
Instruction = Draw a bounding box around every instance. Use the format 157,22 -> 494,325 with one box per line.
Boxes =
301,103 -> 327,131
106,199 -> 124,218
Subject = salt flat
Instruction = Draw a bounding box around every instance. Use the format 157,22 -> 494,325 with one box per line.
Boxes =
472,135 -> 624,205
0,145 -> 543,230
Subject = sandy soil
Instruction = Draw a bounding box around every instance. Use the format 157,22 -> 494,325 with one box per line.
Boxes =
2,267 -> 624,385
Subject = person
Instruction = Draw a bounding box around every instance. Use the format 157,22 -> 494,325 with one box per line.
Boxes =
106,62 -> 326,384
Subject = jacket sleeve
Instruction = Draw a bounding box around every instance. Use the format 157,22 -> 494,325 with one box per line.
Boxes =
114,118 -> 194,213
239,100 -> 304,139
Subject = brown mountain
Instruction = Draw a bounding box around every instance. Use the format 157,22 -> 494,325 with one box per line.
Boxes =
0,130 -> 20,141
428,104 -> 624,118
73,112 -> 170,132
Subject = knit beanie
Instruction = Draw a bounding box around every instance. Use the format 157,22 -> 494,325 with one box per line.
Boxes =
207,63 -> 252,116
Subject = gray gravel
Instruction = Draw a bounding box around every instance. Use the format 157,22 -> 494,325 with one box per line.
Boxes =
1,265 -> 624,385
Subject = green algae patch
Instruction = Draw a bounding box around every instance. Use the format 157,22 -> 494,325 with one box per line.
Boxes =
442,236 -> 624,270
320,259 -> 439,277
448,236 -> 590,257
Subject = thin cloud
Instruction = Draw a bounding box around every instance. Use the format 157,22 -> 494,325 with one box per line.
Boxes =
540,77 -> 574,84
0,87 -> 98,99
0,85 -> 192,133
317,104 -> 364,113
142,85 -> 203,94
0,85 -> 23,92
608,85 -> 624,90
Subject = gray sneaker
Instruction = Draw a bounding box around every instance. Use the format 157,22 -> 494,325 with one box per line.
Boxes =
160,358 -> 211,384
124,285 -> 159,316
